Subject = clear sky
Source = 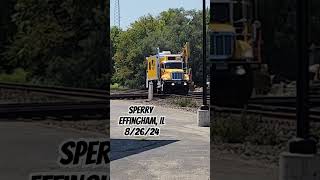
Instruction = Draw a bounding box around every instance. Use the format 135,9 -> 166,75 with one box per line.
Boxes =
110,0 -> 209,29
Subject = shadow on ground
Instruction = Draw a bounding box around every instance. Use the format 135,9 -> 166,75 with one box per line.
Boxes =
111,139 -> 179,161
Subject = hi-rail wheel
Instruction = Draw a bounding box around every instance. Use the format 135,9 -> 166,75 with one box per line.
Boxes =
211,64 -> 253,107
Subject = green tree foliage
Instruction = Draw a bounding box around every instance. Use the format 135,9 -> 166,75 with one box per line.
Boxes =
0,0 -> 16,72
111,8 -> 204,88
110,26 -> 122,80
4,0 -> 109,88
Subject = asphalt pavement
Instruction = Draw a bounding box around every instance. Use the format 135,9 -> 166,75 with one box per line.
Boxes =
110,100 -> 278,180
0,122 -> 108,180
0,100 -> 278,180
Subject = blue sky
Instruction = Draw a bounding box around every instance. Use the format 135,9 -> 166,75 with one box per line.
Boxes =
110,0 -> 209,29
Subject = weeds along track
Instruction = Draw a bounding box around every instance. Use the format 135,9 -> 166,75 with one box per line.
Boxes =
214,96 -> 320,122
0,82 -> 108,120
110,89 -> 168,99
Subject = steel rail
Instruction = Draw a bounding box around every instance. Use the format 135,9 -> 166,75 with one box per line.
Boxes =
0,82 -> 108,100
0,101 -> 108,120
213,104 -> 320,122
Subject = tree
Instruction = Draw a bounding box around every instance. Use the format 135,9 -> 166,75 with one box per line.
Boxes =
0,0 -> 16,72
4,0 -> 109,88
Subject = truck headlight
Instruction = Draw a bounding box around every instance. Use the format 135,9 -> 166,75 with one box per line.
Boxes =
184,82 -> 187,86
235,66 -> 246,75
171,83 -> 175,86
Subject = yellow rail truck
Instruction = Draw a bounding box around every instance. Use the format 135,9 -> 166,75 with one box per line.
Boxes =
146,43 -> 192,95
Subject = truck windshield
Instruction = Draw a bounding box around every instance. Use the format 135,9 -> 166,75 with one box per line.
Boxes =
165,62 -> 182,69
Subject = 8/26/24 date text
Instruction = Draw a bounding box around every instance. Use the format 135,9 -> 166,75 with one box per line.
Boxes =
124,127 -> 160,136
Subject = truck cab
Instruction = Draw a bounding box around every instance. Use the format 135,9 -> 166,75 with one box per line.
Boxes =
160,60 -> 189,94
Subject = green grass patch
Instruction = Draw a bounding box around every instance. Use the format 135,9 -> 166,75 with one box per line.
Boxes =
0,68 -> 28,83
173,97 -> 197,108
211,113 -> 281,145
110,83 -> 128,91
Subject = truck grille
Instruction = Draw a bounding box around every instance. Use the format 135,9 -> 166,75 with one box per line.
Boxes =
209,32 -> 234,59
172,72 -> 183,80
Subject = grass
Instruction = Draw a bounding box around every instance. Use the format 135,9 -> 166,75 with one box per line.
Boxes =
173,97 -> 197,108
211,113 -> 281,145
0,68 -> 28,83
110,83 -> 128,91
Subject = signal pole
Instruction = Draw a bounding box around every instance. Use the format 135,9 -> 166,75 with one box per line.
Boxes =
201,0 -> 209,110
296,0 -> 310,140
288,0 -> 317,154
197,0 -> 210,127
279,1 -> 319,179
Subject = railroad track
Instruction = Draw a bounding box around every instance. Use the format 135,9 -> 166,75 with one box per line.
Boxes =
0,101 -> 108,120
249,95 -> 320,107
136,89 -> 320,122
0,83 -> 168,119
191,90 -> 320,107
0,82 -> 107,100
188,90 -> 320,122
112,89 -> 209,101
213,104 -> 320,122
189,91 -> 210,101
110,90 -> 169,99
4,81 -> 320,121
110,93 -> 168,99
0,82 -> 108,120
109,82 -> 320,122
111,88 -> 320,109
